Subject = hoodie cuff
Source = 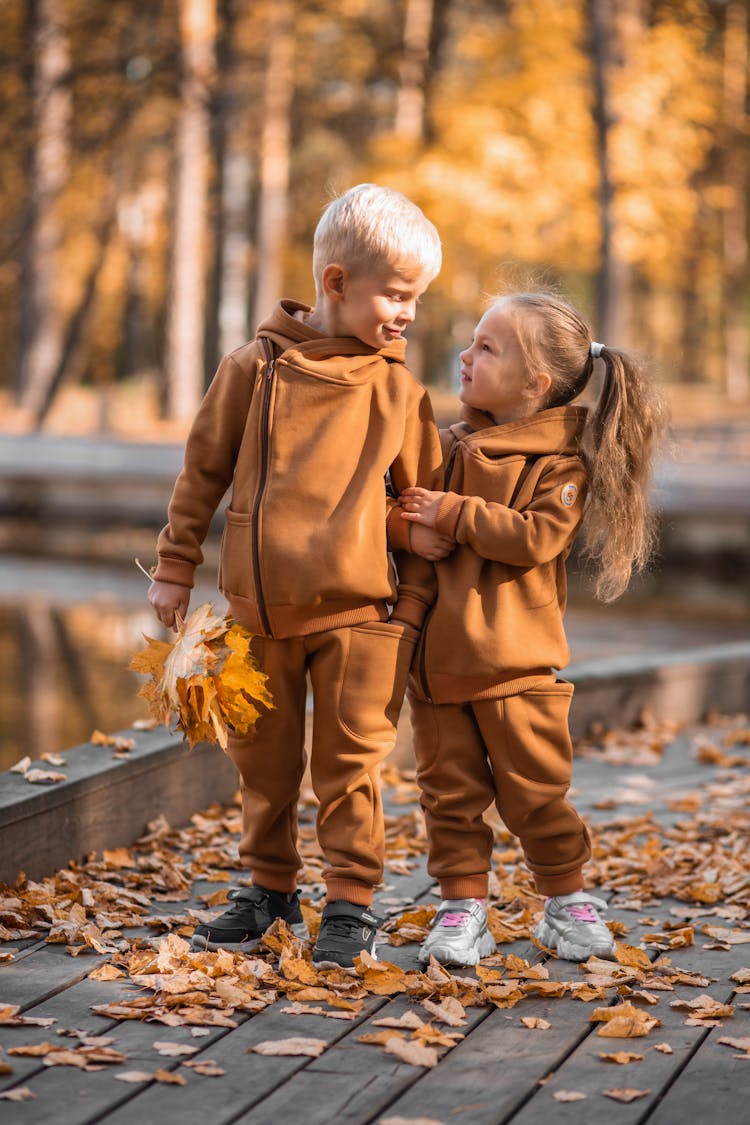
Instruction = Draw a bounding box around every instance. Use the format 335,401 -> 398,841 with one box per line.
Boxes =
152,556 -> 196,588
386,506 -> 413,553
434,492 -> 465,539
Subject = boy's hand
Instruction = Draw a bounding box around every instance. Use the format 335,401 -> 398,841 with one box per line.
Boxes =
408,522 -> 455,561
148,580 -> 191,630
399,486 -> 445,529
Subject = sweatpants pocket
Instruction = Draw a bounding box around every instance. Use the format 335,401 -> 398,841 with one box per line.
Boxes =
339,621 -> 418,741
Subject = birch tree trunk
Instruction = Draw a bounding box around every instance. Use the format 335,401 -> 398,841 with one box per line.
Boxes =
722,0 -> 749,402
16,0 -> 70,423
165,0 -> 216,421
250,0 -> 295,330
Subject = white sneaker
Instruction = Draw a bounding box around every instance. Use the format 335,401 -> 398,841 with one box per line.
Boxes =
418,898 -> 496,966
534,891 -> 616,961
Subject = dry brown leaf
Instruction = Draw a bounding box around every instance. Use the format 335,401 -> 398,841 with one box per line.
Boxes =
249,1037 -> 327,1057
24,768 -> 67,784
552,1090 -> 587,1102
598,1016 -> 660,1038
153,1068 -> 187,1085
383,1035 -> 438,1068
718,1036 -> 750,1052
9,756 -> 31,773
184,1060 -> 225,1076
421,997 -> 466,1026
654,1042 -> 674,1053
603,1088 -> 651,1102
520,1017 -> 551,1029
669,995 -> 734,1020
599,1051 -> 644,1064
129,604 -> 272,749
280,1004 -> 358,1021
0,1088 -> 35,1101
372,1010 -> 425,1030
153,1041 -> 199,1057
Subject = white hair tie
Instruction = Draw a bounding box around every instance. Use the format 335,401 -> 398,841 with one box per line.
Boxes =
589,341 -> 605,358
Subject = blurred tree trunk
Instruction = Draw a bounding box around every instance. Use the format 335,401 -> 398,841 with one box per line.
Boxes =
16,0 -> 70,423
165,0 -> 216,420
395,0 -> 434,142
250,0 -> 295,329
208,0 -> 253,362
722,0 -> 749,402
589,0 -> 643,346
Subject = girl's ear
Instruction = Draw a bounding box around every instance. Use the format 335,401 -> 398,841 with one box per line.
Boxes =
321,263 -> 347,301
525,370 -> 552,403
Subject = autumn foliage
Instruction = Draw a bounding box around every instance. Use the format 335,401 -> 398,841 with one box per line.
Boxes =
129,604 -> 272,749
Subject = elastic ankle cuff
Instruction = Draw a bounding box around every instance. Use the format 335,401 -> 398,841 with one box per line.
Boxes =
325,879 -> 373,907
533,870 -> 584,897
440,875 -> 489,900
251,870 -> 298,895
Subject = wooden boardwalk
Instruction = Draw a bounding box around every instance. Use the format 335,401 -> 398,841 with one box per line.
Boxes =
2,711 -> 750,1124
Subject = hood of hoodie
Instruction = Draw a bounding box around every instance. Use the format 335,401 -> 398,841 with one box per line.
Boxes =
256,299 -> 408,383
448,404 -> 588,460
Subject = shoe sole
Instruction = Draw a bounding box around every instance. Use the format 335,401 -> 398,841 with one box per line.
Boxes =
534,919 -> 616,962
190,920 -> 309,953
418,929 -> 496,967
312,940 -> 379,972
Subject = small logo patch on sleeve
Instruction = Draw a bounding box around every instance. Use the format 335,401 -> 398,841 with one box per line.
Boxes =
560,482 -> 578,507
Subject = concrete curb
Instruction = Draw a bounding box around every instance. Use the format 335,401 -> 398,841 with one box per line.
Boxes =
2,641 -> 749,884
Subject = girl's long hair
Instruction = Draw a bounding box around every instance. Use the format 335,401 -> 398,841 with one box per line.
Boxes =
500,292 -> 669,602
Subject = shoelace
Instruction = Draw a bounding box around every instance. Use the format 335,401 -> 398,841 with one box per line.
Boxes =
563,902 -> 601,924
438,911 -> 471,928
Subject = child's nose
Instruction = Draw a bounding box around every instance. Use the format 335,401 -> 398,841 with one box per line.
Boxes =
399,299 -> 417,323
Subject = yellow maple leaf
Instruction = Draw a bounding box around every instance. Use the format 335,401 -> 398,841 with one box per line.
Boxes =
129,604 -> 273,749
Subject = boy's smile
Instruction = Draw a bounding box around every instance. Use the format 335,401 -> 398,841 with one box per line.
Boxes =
324,262 -> 429,350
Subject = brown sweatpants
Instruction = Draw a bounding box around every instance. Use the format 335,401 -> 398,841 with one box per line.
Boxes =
409,679 -> 591,899
225,620 -> 416,906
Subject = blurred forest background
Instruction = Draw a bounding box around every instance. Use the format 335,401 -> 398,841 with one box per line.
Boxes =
1,0 -> 749,433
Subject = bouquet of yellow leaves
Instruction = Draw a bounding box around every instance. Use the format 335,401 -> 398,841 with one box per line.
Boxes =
129,603 -> 272,750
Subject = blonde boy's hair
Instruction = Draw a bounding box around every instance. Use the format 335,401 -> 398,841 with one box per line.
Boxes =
312,183 -> 442,294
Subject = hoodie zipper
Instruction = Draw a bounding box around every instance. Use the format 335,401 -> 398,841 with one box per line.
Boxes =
252,338 -> 276,636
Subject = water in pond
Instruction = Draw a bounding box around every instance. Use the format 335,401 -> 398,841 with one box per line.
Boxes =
0,553 -> 748,774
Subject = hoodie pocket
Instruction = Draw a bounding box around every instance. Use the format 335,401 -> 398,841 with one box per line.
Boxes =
339,621 -> 418,742
219,508 -> 253,599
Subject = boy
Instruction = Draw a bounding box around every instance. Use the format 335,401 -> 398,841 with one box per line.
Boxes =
148,184 -> 445,968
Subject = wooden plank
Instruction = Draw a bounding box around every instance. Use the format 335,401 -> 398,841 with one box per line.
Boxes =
646,1000 -> 750,1125
98,997 -> 386,1125
231,994 -> 492,1125
0,943 -> 106,1010
0,730 -> 239,884
371,994 -> 594,1125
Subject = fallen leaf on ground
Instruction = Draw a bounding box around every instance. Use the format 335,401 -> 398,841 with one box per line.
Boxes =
383,1036 -> 438,1068
552,1090 -> 586,1102
603,1088 -> 651,1102
520,1017 -> 551,1029
0,1088 -> 35,1101
249,1037 -> 327,1057
599,1051 -> 644,1063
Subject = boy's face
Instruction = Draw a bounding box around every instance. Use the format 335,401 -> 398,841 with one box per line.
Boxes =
329,261 -> 429,350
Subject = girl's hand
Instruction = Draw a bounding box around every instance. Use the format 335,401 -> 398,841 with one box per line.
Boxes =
148,579 -> 191,630
399,486 -> 445,528
409,522 -> 455,561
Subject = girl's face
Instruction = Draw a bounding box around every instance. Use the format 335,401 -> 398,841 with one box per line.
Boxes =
458,304 -> 537,423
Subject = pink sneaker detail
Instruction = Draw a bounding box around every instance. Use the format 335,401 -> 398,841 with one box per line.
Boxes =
440,911 -> 470,928
564,903 -> 599,923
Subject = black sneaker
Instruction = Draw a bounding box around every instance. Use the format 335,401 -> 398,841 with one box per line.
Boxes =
191,886 -> 308,952
311,900 -> 381,969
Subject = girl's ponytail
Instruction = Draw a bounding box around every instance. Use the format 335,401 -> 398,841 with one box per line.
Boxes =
580,347 -> 668,602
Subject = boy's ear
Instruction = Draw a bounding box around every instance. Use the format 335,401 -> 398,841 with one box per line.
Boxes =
321,263 -> 347,301
525,370 -> 552,402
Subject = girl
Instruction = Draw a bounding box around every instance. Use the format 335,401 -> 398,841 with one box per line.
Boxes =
398,291 -> 666,965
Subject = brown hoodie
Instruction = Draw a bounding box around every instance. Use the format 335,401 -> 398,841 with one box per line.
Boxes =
409,404 -> 589,703
154,300 -> 443,637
